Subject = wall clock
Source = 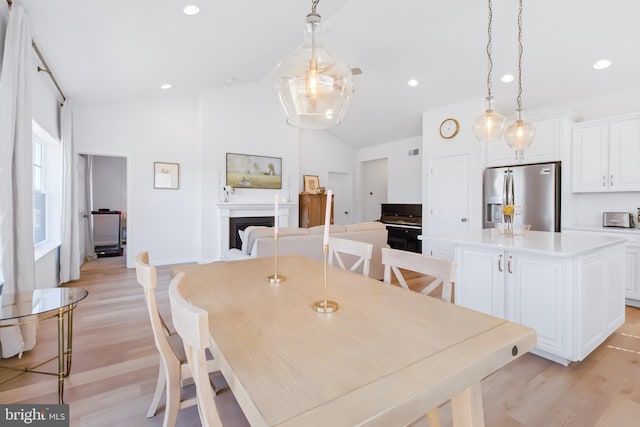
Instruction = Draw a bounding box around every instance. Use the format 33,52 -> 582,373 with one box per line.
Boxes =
439,118 -> 460,139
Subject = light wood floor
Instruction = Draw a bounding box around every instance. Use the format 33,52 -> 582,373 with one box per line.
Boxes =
1,253 -> 639,426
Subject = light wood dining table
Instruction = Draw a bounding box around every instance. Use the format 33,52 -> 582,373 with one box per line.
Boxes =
172,255 -> 536,426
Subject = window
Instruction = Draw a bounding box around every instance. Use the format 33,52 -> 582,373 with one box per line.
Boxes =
32,121 -> 62,260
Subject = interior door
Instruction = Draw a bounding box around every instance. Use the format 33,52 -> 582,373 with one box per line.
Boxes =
361,158 -> 388,222
328,171 -> 353,225
430,154 -> 470,234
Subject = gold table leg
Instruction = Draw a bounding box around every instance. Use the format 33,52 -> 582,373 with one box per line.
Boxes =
58,307 -> 65,404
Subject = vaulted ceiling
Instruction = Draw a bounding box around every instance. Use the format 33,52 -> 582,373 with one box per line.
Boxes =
20,0 -> 640,147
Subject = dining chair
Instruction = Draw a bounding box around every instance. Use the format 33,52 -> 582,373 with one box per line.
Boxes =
135,251 -> 219,427
381,247 -> 455,302
327,237 -> 373,277
169,272 -> 223,427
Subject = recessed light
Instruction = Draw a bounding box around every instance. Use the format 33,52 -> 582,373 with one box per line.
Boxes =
160,84 -> 172,90
183,5 -> 200,15
501,74 -> 514,83
593,59 -> 612,70
407,79 -> 419,87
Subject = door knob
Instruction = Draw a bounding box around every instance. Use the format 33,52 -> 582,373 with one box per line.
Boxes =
461,217 -> 468,222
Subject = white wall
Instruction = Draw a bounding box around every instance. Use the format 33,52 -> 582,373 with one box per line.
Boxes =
91,155 -> 126,212
199,82 -> 300,262
355,135 -> 423,222
74,95 -> 201,267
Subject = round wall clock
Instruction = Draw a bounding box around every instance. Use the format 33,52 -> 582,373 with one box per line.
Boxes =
439,118 -> 460,139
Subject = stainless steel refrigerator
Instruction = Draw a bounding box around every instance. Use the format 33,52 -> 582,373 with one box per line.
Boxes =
483,162 -> 561,232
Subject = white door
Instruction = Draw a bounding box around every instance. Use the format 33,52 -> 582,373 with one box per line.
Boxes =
361,158 -> 388,222
328,172 -> 353,225
429,154 -> 469,234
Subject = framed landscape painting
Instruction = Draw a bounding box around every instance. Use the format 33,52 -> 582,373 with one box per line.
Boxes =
226,153 -> 282,189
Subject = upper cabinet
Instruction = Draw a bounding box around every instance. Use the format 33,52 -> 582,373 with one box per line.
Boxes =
571,114 -> 640,192
485,112 -> 576,167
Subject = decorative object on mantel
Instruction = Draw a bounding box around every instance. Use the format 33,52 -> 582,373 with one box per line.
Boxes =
313,190 -> 339,313
267,194 -> 286,284
504,0 -> 535,158
226,153 -> 282,189
274,0 -> 354,129
154,162 -> 179,189
223,185 -> 235,203
472,0 -> 506,143
303,174 -> 320,193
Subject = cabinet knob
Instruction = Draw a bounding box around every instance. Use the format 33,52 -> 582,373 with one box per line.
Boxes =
610,174 -> 614,187
461,217 -> 468,223
603,175 -> 606,187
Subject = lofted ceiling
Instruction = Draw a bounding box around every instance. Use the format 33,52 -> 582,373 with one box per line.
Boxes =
19,0 -> 640,147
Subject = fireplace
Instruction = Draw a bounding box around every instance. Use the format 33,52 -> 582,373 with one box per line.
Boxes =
215,201 -> 295,260
229,216 -> 274,250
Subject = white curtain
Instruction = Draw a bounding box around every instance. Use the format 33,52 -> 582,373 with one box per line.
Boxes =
84,155 -> 97,261
59,103 -> 80,283
0,2 -> 36,358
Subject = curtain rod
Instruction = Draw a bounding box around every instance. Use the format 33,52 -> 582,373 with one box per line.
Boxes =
6,0 -> 67,105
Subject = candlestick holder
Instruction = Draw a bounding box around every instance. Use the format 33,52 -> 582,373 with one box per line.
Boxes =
266,233 -> 285,284
312,245 -> 339,313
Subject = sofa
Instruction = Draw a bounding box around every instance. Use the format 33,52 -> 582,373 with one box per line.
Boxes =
225,222 -> 389,280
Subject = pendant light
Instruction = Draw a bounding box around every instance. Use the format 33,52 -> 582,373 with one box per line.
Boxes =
275,0 -> 354,129
504,0 -> 535,154
472,0 -> 506,143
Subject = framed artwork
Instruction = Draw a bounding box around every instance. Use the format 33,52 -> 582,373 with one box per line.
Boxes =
226,153 -> 282,189
303,175 -> 320,193
154,162 -> 179,189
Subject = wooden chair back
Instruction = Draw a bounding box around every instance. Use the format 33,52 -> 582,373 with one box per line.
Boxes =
169,273 -> 223,427
328,237 -> 373,277
381,247 -> 455,302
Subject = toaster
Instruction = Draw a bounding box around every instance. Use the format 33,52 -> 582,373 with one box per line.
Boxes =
602,212 -> 635,228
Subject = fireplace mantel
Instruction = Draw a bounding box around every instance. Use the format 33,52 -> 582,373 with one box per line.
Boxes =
216,201 -> 295,259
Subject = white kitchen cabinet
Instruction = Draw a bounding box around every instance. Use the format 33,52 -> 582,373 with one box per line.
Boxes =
456,246 -> 572,359
571,116 -> 640,192
445,229 -> 627,365
625,244 -> 640,305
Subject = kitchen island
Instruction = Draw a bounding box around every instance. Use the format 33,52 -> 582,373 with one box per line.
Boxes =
427,229 -> 627,365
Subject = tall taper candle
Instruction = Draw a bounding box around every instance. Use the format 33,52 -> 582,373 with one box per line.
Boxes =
274,193 -> 279,235
323,190 -> 332,246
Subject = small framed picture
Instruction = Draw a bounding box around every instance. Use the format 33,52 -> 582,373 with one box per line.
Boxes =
154,162 -> 179,189
303,175 -> 319,193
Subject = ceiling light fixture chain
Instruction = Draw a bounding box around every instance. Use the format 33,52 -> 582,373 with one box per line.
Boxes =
311,0 -> 320,14
486,0 -> 494,99
515,0 -> 524,116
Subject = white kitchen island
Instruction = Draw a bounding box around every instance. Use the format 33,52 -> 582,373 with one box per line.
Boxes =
427,230 -> 627,365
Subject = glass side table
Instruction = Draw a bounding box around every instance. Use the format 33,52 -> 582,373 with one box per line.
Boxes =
0,287 -> 88,403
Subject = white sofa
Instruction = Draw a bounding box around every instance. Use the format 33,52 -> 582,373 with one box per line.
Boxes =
225,222 -> 389,280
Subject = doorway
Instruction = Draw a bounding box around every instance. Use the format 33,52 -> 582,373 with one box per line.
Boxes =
77,154 -> 127,265
328,172 -> 353,225
360,158 -> 388,222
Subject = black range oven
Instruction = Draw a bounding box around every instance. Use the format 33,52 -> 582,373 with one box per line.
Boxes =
379,203 -> 422,253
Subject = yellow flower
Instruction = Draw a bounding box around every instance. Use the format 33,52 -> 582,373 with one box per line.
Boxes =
503,204 -> 514,215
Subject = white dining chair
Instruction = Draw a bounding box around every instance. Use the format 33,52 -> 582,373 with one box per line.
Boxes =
328,237 -> 374,277
169,272 -> 223,427
135,251 -> 220,427
381,247 -> 455,302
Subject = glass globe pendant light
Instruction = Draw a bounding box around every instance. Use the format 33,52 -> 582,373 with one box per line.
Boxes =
275,0 -> 354,129
505,0 -> 535,155
472,0 -> 506,143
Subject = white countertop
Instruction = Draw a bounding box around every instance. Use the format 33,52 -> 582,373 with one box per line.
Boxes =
563,225 -> 640,235
425,229 -> 627,257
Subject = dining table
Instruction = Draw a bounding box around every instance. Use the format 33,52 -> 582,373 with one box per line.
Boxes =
171,254 -> 536,426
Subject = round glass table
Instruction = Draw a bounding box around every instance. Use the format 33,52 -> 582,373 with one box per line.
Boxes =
0,287 -> 89,403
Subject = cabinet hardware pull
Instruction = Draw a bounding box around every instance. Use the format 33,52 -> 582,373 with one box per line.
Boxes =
603,175 -> 606,187
508,256 -> 513,274
610,174 -> 614,187
498,254 -> 503,272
